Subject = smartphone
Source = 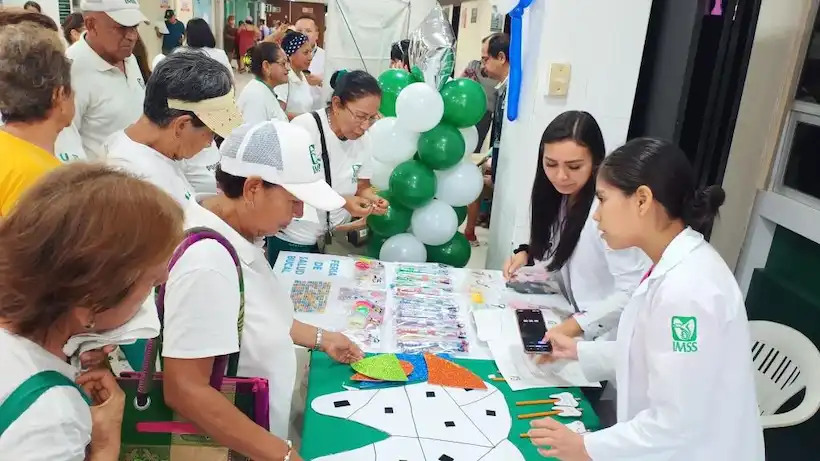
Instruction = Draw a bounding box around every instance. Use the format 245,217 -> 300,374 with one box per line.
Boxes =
515,309 -> 553,354
506,280 -> 561,295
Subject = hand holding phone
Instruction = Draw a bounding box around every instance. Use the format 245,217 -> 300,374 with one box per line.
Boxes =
515,309 -> 553,354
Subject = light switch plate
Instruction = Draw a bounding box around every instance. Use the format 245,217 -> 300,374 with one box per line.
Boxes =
548,63 -> 571,96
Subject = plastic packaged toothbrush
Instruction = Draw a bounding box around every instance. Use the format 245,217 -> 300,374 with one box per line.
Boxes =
394,286 -> 453,297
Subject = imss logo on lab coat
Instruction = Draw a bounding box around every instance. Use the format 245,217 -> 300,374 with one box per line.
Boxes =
671,316 -> 698,353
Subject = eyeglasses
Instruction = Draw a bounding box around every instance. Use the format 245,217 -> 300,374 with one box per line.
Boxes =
346,107 -> 380,125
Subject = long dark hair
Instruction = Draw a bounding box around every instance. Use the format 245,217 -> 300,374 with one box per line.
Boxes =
599,138 -> 725,233
530,111 -> 606,271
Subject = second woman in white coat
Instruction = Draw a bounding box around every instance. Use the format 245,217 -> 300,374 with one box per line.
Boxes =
530,138 -> 764,461
503,111 -> 650,341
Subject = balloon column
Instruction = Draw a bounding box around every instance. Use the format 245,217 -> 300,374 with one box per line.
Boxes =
366,5 -> 485,268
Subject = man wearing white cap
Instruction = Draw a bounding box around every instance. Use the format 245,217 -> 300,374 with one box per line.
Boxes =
61,0 -> 148,161
157,121 -> 362,461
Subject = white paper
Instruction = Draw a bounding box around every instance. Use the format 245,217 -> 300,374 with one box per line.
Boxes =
311,381 -> 526,460
350,386 -> 416,438
406,382 -> 494,446
419,438 -> 491,461
482,439 -> 527,461
486,309 -> 600,390
373,437 -> 425,460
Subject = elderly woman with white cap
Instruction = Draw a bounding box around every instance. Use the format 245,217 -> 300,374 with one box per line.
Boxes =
158,120 -> 362,461
275,30 -> 320,119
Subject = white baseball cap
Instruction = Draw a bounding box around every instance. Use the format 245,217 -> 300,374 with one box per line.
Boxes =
219,121 -> 345,212
80,0 -> 148,27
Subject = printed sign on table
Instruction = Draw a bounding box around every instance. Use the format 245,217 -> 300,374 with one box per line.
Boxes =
273,251 -> 354,281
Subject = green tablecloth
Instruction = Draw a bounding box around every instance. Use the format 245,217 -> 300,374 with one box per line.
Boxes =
301,352 -> 600,460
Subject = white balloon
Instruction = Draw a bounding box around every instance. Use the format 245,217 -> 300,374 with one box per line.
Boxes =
379,233 -> 428,263
459,126 -> 479,157
370,158 -> 395,192
369,117 -> 420,164
435,160 -> 484,207
395,82 -> 444,133
492,0 -> 520,15
411,199 -> 458,246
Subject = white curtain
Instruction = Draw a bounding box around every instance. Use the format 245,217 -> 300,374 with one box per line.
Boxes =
323,0 -> 438,86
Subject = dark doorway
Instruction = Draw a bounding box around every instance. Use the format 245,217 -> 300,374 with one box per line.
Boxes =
628,0 -> 762,238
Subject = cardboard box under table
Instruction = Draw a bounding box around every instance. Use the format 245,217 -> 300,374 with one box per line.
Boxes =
301,352 -> 600,461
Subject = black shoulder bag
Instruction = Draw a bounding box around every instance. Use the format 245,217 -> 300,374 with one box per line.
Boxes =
311,111 -> 334,250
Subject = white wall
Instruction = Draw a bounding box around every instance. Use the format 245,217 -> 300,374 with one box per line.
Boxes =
486,0 -> 652,269
139,1 -> 167,63
710,0 -> 818,270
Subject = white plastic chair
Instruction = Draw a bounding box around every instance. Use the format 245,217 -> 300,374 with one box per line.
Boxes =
750,320 -> 820,429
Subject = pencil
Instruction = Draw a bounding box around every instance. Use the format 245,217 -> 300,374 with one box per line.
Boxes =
515,399 -> 556,406
491,377 -> 506,382
518,410 -> 559,420
519,433 -> 530,439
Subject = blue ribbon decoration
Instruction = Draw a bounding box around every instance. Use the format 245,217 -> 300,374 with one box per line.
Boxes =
507,0 -> 534,121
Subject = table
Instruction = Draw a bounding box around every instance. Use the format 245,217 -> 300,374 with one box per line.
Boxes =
274,252 -> 575,361
300,352 -> 601,461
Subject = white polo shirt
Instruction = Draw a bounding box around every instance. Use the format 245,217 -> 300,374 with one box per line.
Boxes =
274,70 -> 319,115
104,130 -> 195,206
65,37 -> 145,161
277,110 -> 374,245
0,329 -> 91,461
237,78 -> 288,125
179,143 -> 220,199
161,202 -> 297,439
309,46 -> 325,77
54,125 -> 88,163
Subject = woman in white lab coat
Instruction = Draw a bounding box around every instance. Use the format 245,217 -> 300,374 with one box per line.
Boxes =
529,138 -> 764,461
503,111 -> 650,341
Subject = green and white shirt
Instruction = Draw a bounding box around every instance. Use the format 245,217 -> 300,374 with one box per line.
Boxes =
277,109 -> 374,245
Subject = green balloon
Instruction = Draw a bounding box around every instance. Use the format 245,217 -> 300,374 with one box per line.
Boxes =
410,66 -> 425,83
389,160 -> 437,209
454,206 -> 468,226
378,69 -> 415,117
440,78 -> 488,128
426,232 -> 472,268
366,191 -> 412,237
366,234 -> 388,259
417,123 -> 466,171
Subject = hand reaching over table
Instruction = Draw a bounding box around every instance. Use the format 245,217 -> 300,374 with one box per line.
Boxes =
322,332 -> 364,364
528,417 -> 591,461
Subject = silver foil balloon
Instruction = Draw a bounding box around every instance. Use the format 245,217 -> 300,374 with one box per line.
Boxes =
408,3 -> 456,91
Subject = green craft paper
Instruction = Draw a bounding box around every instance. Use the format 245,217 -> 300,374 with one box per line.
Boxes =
303,352 -> 601,461
350,354 -> 408,382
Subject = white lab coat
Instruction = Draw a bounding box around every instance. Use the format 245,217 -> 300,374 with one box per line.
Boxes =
577,228 -> 765,461
535,201 -> 651,340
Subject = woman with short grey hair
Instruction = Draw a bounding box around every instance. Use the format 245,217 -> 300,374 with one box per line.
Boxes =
0,20 -> 73,215
105,52 -> 243,206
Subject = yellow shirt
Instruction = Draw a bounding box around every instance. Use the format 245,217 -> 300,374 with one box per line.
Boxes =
0,130 -> 61,216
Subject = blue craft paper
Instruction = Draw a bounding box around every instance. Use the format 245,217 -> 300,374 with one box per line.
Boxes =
357,353 -> 452,390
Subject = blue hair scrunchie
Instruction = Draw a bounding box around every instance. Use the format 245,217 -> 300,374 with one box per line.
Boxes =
282,32 -> 309,57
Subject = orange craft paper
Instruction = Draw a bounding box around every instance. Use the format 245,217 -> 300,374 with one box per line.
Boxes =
351,360 -> 414,382
424,353 -> 487,390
